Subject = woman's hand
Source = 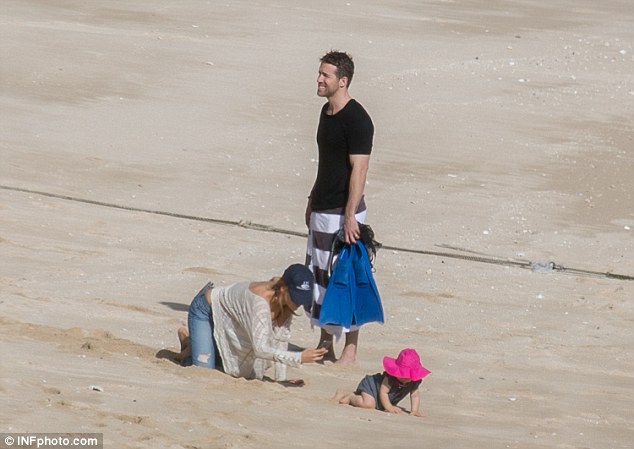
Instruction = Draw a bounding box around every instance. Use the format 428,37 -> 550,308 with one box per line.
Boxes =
301,347 -> 328,363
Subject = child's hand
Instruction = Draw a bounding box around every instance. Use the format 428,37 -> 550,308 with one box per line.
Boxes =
410,410 -> 425,418
386,406 -> 403,414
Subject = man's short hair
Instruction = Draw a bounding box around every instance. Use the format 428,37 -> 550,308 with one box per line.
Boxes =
320,51 -> 355,87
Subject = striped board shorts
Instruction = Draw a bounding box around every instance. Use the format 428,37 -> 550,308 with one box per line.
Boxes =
305,199 -> 367,337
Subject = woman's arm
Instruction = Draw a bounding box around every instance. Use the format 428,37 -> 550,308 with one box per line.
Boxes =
271,319 -> 327,380
272,318 -> 292,381
249,303 -> 325,381
253,314 -> 301,363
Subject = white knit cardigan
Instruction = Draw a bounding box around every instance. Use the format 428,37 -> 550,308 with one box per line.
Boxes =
211,282 -> 301,380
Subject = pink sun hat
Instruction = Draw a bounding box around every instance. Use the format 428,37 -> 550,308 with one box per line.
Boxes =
383,348 -> 431,381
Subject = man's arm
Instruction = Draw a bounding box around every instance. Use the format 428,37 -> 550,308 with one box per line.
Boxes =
305,179 -> 317,228
343,154 -> 370,244
305,195 -> 313,228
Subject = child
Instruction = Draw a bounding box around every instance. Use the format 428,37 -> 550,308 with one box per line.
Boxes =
333,348 -> 430,417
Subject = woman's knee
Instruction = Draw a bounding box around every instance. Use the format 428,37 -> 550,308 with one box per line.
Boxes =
193,352 -> 215,368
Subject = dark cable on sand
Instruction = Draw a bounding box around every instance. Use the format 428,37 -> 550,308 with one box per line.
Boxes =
2,184 -> 632,281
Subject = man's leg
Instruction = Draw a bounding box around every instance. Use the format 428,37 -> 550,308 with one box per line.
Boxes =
306,210 -> 340,360
308,208 -> 366,364
337,329 -> 359,365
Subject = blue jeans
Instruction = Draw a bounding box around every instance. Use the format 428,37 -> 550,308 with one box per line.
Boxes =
183,282 -> 222,369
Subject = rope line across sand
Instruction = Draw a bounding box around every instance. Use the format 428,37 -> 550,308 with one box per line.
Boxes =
2,184 -> 632,281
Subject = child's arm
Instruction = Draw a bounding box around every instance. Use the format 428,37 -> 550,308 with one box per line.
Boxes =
409,387 -> 423,417
379,376 -> 402,414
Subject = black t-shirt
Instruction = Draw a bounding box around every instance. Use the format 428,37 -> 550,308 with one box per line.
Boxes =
310,99 -> 374,211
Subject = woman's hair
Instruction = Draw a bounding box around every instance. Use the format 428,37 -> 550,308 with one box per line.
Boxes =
320,50 -> 354,87
270,279 -> 299,322
271,278 -> 286,296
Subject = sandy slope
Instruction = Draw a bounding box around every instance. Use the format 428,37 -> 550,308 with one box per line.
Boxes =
1,1 -> 633,448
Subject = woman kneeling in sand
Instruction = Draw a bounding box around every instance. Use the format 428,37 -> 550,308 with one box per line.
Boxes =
176,264 -> 327,385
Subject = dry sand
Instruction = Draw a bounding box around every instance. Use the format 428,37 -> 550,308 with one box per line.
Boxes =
1,1 -> 633,448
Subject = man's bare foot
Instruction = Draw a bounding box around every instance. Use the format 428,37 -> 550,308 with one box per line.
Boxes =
335,344 -> 357,365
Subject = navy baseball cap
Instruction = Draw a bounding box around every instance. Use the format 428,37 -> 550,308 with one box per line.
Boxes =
282,264 -> 314,312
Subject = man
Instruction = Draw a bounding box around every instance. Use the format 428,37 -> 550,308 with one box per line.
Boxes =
305,50 -> 374,365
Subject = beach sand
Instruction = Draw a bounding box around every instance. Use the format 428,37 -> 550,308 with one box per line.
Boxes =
1,1 -> 633,448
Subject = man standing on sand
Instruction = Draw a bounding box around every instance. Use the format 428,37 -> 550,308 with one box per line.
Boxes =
305,50 -> 374,365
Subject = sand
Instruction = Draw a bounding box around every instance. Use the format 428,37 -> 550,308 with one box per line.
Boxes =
1,1 -> 633,448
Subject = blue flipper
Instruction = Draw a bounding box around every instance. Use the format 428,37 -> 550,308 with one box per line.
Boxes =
319,245 -> 355,328
352,242 -> 384,326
